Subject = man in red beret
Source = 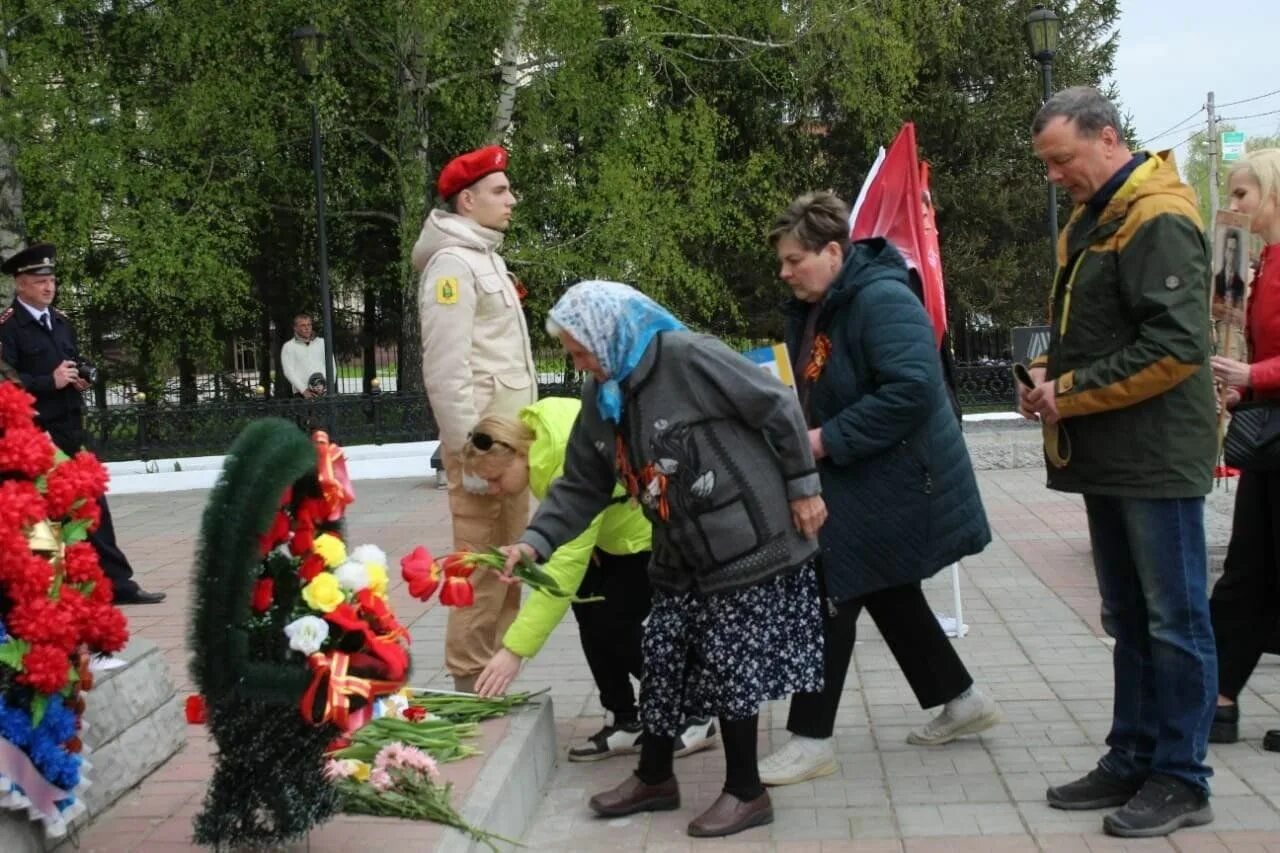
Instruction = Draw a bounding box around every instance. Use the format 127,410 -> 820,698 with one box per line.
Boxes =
411,146 -> 537,692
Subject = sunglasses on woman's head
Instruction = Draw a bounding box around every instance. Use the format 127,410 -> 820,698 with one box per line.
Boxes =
468,431 -> 515,452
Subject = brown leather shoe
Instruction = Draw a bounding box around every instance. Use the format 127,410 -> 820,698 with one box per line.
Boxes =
588,774 -> 679,817
687,790 -> 773,838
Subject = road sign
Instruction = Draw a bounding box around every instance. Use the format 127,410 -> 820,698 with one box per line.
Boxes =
1221,131 -> 1246,163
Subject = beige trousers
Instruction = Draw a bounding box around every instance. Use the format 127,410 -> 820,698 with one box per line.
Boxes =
442,449 -> 526,679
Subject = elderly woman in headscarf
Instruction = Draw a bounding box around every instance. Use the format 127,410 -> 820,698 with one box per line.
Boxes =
502,280 -> 827,838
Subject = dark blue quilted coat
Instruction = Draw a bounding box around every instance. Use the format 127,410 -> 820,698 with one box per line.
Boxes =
784,238 -> 991,604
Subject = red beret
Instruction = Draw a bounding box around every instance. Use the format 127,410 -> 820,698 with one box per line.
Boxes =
437,145 -> 509,200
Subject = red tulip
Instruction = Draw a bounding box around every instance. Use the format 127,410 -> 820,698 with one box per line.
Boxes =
401,546 -> 442,601
439,577 -> 475,607
251,578 -> 274,613
440,552 -> 476,579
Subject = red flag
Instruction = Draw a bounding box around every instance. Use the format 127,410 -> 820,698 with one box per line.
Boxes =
850,123 -> 947,347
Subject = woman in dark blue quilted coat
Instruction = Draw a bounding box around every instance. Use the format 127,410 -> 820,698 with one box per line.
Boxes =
758,191 -> 1000,787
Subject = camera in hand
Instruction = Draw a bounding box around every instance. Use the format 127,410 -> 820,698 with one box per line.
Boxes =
75,360 -> 99,384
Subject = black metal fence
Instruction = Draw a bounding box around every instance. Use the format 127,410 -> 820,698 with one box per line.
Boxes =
84,365 -> 1015,462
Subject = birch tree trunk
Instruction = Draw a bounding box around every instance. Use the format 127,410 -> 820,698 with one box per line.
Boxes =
487,0 -> 529,142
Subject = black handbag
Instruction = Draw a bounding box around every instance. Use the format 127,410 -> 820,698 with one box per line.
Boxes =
1224,401 -> 1280,470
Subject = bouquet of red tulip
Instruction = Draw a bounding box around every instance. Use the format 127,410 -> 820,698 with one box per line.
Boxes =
399,546 -> 603,607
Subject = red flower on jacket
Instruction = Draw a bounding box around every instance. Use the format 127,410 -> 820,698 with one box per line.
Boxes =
804,334 -> 833,382
400,546 -> 441,601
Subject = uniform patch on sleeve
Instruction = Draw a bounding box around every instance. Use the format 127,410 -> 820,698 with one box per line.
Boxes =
1165,275 -> 1181,290
435,277 -> 459,304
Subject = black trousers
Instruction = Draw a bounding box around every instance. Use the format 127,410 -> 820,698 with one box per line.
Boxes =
572,549 -> 652,720
48,421 -> 139,598
788,574 -> 972,738
1211,469 -> 1280,700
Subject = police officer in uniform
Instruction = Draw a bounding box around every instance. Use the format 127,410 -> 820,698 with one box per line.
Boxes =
0,243 -> 165,604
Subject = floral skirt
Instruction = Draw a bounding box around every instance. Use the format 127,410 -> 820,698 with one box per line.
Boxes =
640,562 -> 824,736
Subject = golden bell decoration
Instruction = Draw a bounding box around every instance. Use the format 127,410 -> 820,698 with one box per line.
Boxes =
26,519 -> 66,565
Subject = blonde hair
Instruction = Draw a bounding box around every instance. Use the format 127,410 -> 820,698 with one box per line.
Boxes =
1229,148 -> 1280,211
460,414 -> 534,479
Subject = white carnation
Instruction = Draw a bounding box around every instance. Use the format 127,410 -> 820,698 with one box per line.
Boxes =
284,615 -> 330,655
350,544 -> 387,567
333,560 -> 371,592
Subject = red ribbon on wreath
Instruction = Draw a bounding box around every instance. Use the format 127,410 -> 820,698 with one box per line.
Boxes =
312,432 -> 355,522
299,650 -> 403,730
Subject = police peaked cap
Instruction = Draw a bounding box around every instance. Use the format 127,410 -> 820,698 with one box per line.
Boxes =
0,243 -> 57,277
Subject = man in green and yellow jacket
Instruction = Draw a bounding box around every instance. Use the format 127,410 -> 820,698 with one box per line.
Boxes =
462,397 -> 717,761
1021,86 -> 1217,840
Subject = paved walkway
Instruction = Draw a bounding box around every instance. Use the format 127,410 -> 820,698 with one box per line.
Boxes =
62,471 -> 1280,851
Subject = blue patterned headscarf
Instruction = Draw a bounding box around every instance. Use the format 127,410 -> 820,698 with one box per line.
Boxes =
547,281 -> 686,423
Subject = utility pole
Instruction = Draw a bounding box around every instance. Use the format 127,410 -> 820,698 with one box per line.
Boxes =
1207,91 -> 1220,216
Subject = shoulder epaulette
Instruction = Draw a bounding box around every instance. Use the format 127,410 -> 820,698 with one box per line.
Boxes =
0,307 -> 13,325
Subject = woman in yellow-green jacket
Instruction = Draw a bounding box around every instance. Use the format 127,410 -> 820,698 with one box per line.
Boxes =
462,397 -> 717,760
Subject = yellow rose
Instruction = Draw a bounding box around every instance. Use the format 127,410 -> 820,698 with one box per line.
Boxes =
365,563 -> 389,598
301,572 -> 345,613
313,533 -> 347,569
350,761 -> 371,782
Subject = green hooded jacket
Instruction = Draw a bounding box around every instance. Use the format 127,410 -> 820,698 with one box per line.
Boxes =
501,397 -> 652,659
1031,150 -> 1217,497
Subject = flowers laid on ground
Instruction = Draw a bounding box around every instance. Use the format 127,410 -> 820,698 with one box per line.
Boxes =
329,741 -> 514,851
399,545 -> 603,606
0,380 -> 130,837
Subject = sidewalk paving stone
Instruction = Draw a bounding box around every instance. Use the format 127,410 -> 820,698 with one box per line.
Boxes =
50,470 -> 1280,850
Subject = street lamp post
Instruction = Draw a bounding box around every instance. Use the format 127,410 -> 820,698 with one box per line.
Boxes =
1025,4 -> 1062,260
292,25 -> 337,437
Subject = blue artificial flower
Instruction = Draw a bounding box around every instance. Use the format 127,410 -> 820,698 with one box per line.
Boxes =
0,697 -> 33,748
35,697 -> 76,744
0,617 -> 8,643
28,733 -> 79,791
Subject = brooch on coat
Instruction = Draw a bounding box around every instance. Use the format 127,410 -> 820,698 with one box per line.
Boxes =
804,334 -> 832,381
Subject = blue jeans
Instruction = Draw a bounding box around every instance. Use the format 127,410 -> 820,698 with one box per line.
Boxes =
1083,494 -> 1216,795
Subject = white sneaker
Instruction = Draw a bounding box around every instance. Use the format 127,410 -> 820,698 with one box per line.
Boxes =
757,735 -> 837,786
567,719 -> 644,762
907,687 -> 1003,746
674,716 -> 719,758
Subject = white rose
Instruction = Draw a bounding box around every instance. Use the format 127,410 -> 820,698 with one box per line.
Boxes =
350,544 -> 387,567
284,615 -> 330,655
333,560 -> 371,592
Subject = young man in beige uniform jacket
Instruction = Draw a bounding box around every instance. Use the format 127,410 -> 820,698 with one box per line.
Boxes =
413,145 -> 538,692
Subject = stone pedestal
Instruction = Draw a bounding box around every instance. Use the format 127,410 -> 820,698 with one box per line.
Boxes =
0,638 -> 184,851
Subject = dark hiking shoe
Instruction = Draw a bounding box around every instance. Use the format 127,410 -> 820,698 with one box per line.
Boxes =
1046,767 -> 1142,811
1103,774 -> 1213,838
